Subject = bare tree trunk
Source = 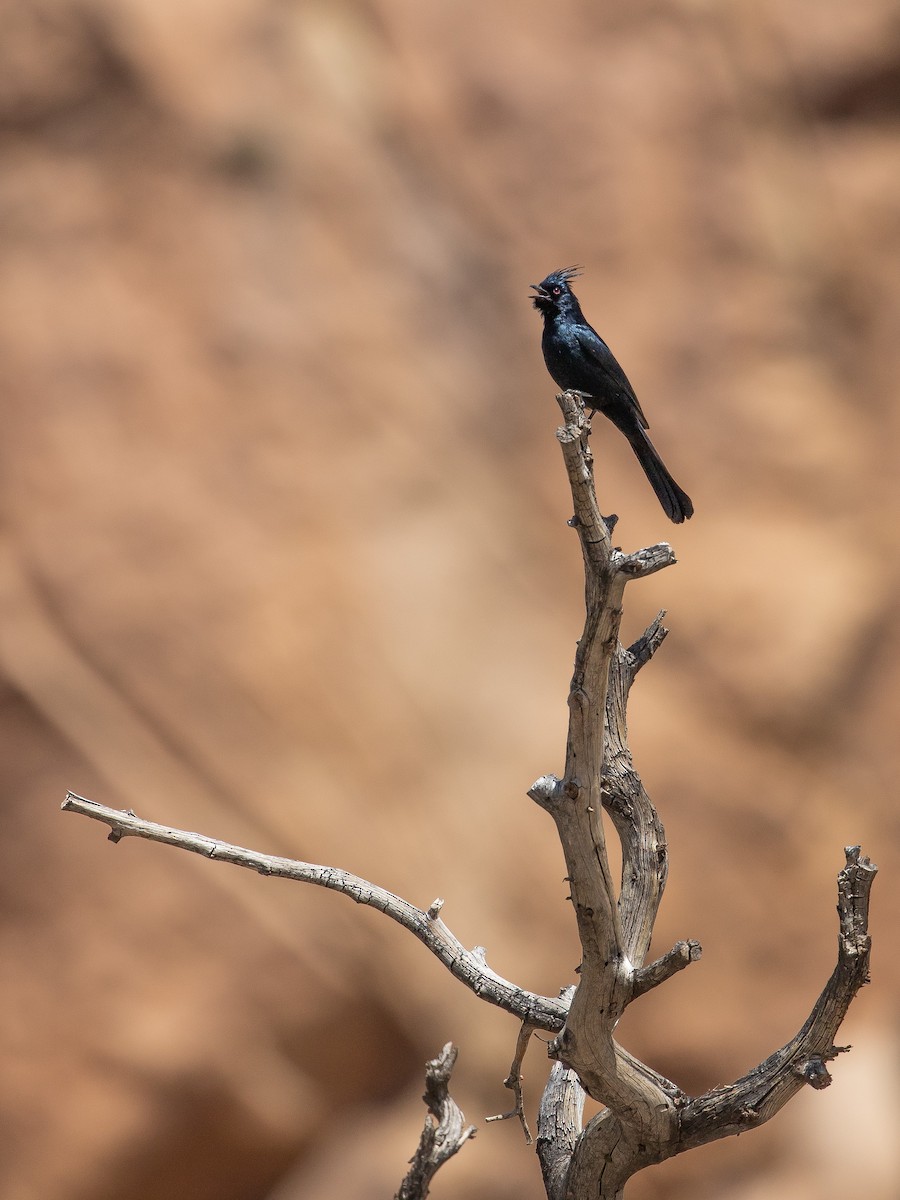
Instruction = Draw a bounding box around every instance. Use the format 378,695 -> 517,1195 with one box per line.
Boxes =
529,390 -> 876,1197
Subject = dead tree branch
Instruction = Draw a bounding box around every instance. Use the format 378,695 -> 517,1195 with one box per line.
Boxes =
61,389 -> 877,1199
526,390 -> 876,1199
61,791 -> 567,1032
536,1061 -> 585,1200
527,392 -> 685,1176
677,845 -> 876,1147
395,1043 -> 476,1200
485,1020 -> 537,1143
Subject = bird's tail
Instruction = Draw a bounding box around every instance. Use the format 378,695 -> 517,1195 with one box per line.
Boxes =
622,424 -> 694,524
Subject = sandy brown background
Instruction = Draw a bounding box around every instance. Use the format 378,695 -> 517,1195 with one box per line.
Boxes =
2,1 -> 899,1198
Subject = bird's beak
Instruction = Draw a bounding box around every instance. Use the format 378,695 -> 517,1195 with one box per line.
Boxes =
530,283 -> 548,299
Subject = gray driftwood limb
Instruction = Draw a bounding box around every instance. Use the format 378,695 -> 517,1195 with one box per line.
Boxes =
485,1019 -> 536,1143
527,392 -> 685,1176
60,792 -> 567,1032
536,986 -> 584,1200
527,390 -> 877,1198
395,1043 -> 476,1200
61,388 -> 877,1199
536,1060 -> 585,1200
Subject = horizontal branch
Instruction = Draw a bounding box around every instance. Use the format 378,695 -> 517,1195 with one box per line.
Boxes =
613,543 -> 677,580
61,792 -> 568,1031
631,940 -> 703,999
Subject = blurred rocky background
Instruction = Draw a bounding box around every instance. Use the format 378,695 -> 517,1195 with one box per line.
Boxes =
1,1 -> 899,1197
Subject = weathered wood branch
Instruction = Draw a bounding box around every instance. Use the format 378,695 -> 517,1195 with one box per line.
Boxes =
395,1043 -> 476,1200
536,1060 -> 585,1200
678,845 -> 876,1148
61,387 -> 877,1199
61,792 -> 568,1031
527,390 -> 876,1199
631,939 -> 702,999
529,392 -> 683,1171
485,1020 -> 537,1143
562,848 -> 876,1197
603,637 -> 671,966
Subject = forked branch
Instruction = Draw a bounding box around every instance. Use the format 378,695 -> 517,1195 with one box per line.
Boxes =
61,389 -> 877,1200
526,390 -> 876,1199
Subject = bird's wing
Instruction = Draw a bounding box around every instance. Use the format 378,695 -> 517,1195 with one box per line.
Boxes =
575,327 -> 649,428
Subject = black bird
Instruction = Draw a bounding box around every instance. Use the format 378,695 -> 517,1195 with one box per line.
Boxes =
531,266 -> 693,523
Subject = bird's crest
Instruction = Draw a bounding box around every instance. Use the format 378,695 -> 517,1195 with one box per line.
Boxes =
530,265 -> 584,303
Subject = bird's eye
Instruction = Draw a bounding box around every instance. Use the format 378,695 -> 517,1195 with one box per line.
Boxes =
552,285 -> 562,296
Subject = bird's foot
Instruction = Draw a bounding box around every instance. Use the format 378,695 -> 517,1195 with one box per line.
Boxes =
573,392 -> 594,420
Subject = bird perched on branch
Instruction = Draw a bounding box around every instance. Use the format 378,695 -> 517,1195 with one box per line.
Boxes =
531,266 -> 693,524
